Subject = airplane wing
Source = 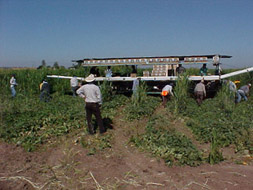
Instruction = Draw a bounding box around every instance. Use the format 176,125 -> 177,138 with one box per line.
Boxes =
47,67 -> 252,82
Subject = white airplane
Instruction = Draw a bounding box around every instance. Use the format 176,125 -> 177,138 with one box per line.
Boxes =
47,54 -> 253,82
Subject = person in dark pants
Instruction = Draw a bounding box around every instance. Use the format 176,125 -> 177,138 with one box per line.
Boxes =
76,74 -> 105,134
39,79 -> 51,102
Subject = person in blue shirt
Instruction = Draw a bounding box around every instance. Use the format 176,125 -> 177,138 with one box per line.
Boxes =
199,64 -> 208,76
105,66 -> 112,77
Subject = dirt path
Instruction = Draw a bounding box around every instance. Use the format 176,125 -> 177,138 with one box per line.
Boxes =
0,105 -> 253,189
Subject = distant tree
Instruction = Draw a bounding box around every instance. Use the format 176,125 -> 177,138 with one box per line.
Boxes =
71,62 -> 82,69
42,60 -> 46,67
37,60 -> 47,69
53,62 -> 60,69
37,65 -> 43,69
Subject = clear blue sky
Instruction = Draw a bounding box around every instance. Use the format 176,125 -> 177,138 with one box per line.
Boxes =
0,0 -> 253,68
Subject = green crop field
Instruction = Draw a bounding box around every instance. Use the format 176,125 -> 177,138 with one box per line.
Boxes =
0,67 -> 252,166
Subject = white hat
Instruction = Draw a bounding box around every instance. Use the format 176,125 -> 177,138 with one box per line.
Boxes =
248,83 -> 252,87
85,74 -> 95,82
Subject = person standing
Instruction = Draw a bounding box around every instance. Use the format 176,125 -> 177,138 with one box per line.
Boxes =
105,66 -> 112,77
199,64 -> 208,76
132,78 -> 140,94
176,64 -> 186,75
161,84 -> 174,107
70,76 -> 79,97
228,80 -> 239,102
237,83 -> 251,103
194,79 -> 206,105
10,74 -> 18,97
76,74 -> 105,134
40,79 -> 51,102
214,64 -> 222,75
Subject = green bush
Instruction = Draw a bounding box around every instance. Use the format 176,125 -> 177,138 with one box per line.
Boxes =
0,95 -> 85,151
131,115 -> 203,166
124,81 -> 160,120
172,75 -> 190,114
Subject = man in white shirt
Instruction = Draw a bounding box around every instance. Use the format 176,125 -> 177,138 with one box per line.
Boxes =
161,84 -> 174,107
10,74 -> 18,97
76,74 -> 105,134
70,76 -> 79,97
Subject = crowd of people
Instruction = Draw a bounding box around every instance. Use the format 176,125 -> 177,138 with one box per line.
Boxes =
160,79 -> 251,106
9,64 -> 251,135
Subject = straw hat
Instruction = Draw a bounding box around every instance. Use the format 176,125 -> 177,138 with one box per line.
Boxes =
85,74 -> 95,82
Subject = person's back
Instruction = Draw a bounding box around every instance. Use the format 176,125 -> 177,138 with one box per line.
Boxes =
76,74 -> 105,134
237,84 -> 251,102
77,83 -> 102,104
84,84 -> 101,103
162,85 -> 173,95
239,85 -> 249,95
161,84 -> 173,107
194,81 -> 206,105
194,82 -> 205,93
41,82 -> 50,93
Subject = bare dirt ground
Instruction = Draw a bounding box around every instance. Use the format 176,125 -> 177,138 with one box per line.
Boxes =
0,106 -> 253,190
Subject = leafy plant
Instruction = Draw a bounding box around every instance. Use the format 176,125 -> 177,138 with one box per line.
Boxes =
216,81 -> 235,113
124,81 -> 160,121
208,129 -> 224,164
172,75 -> 190,114
131,115 -> 203,166
80,133 -> 112,155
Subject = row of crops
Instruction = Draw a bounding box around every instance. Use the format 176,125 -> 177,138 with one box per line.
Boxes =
0,68 -> 252,165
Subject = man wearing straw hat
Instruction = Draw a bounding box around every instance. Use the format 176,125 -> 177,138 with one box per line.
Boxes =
76,74 -> 105,134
